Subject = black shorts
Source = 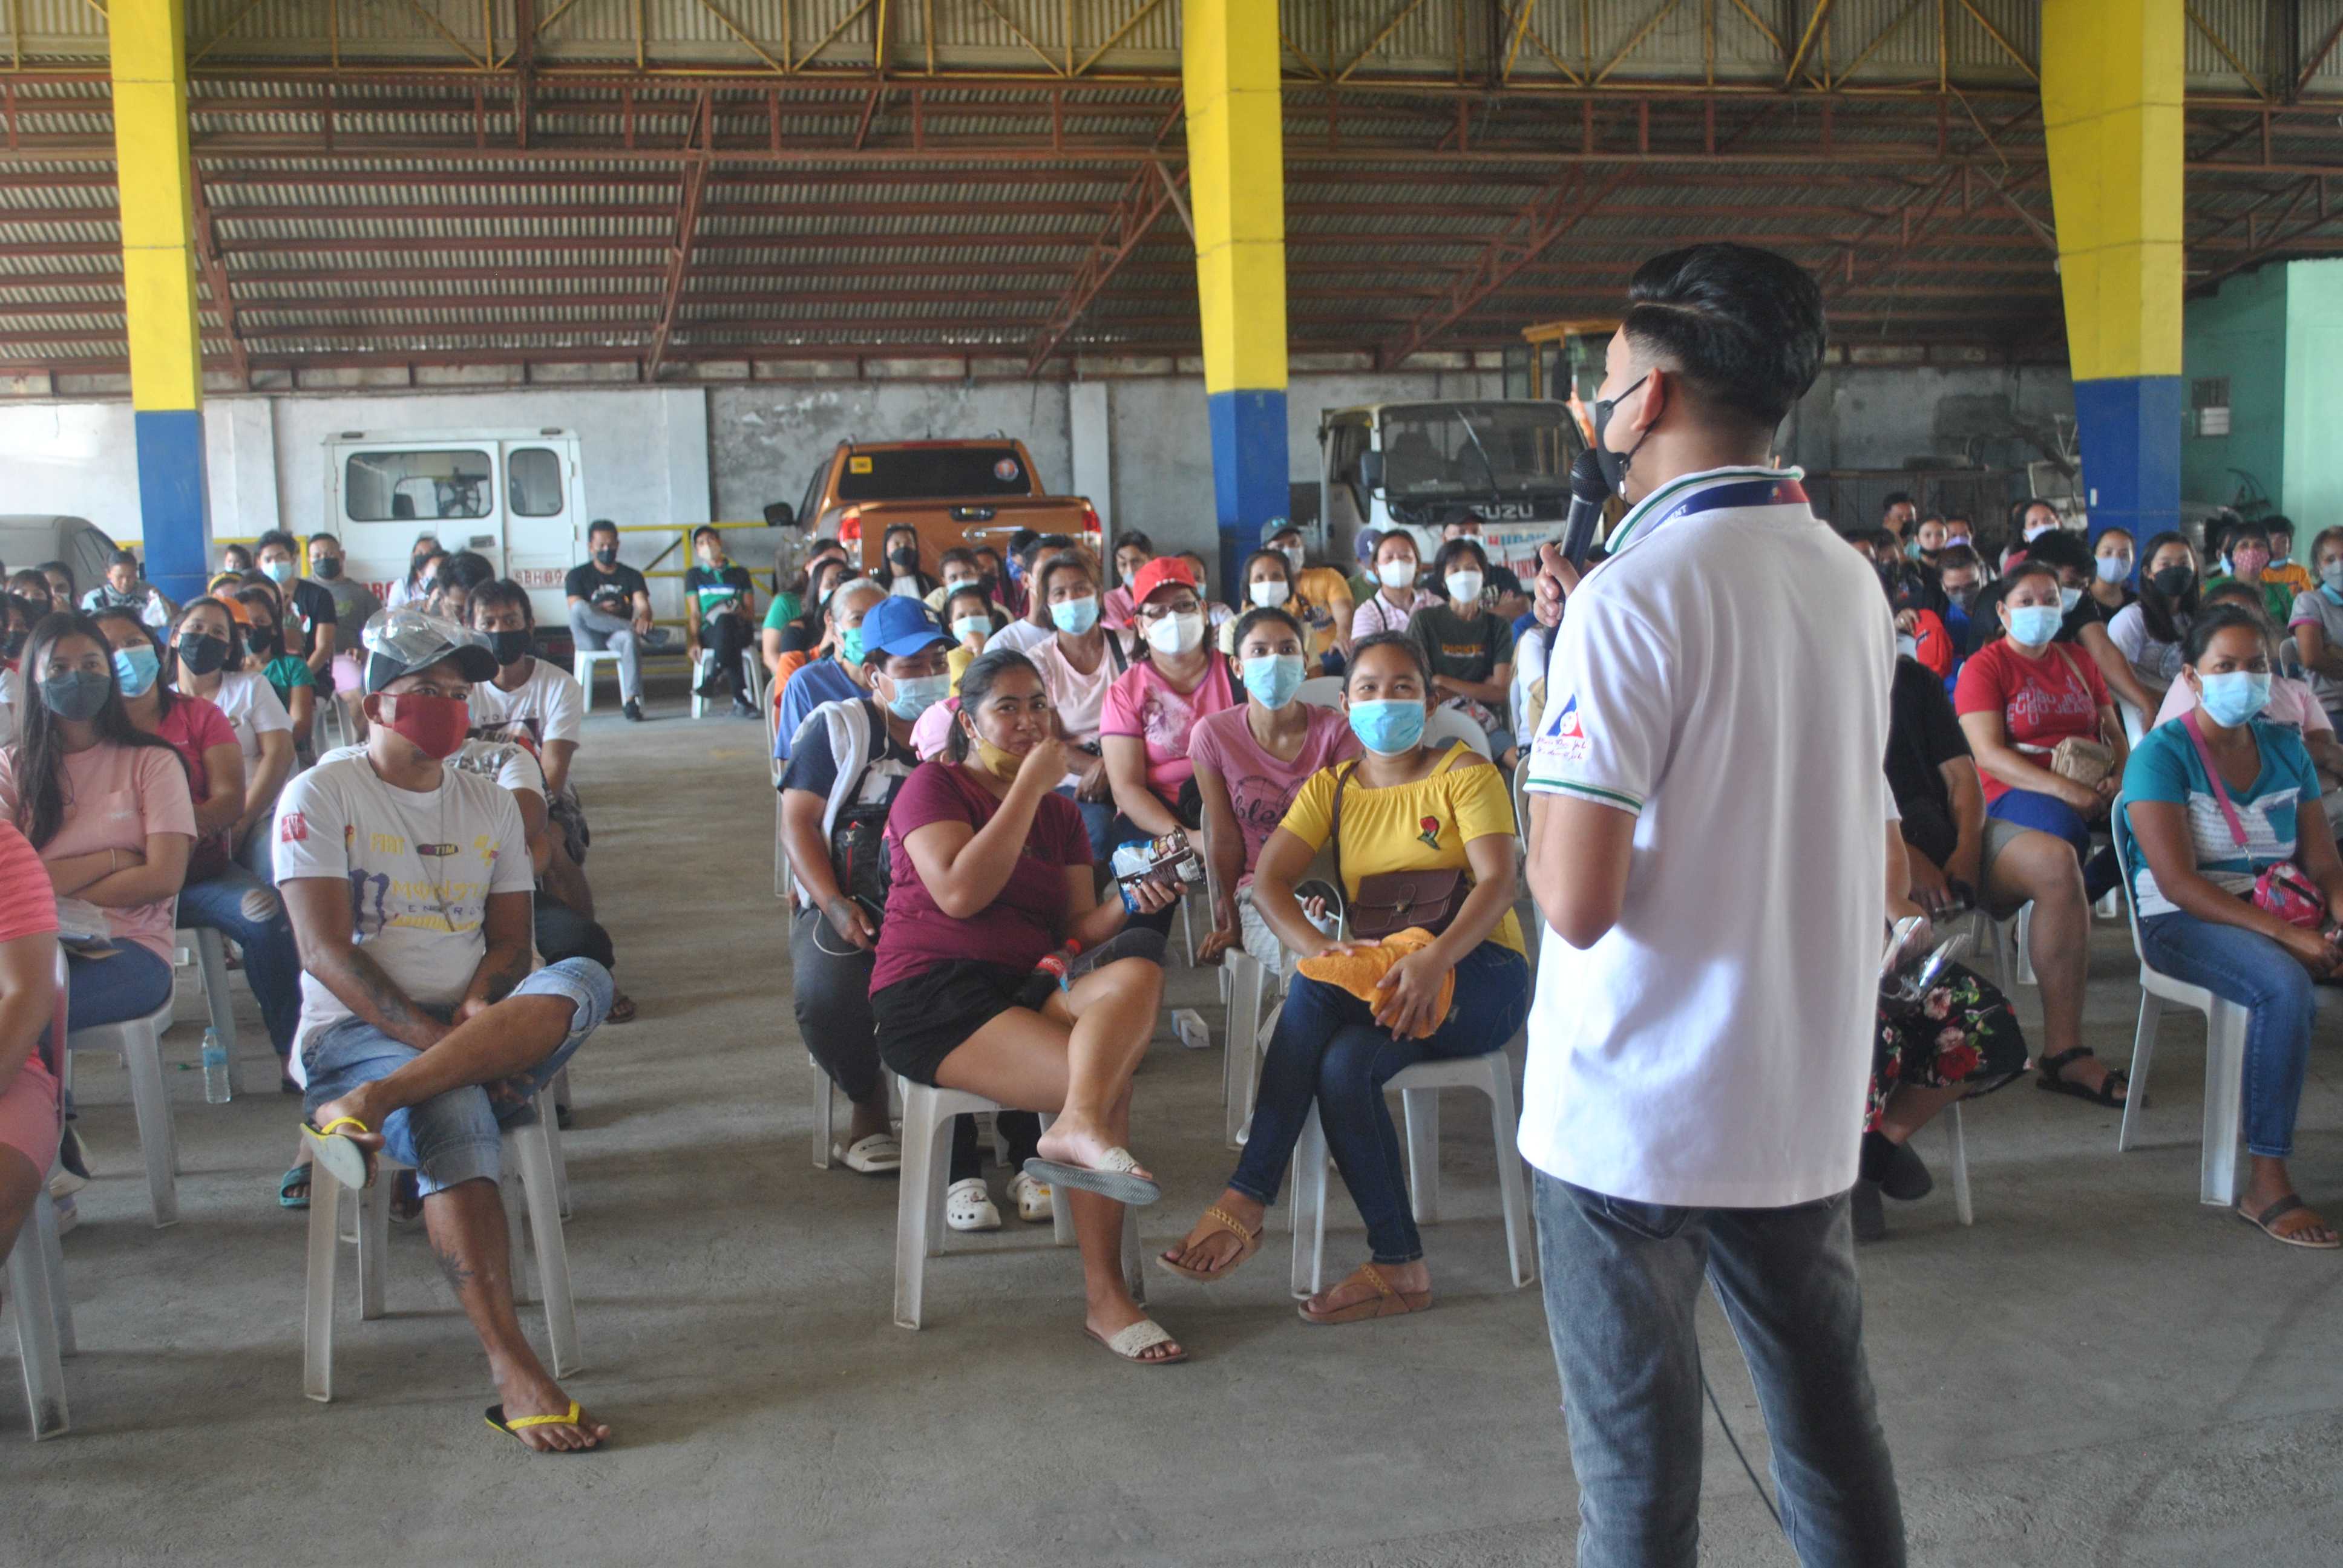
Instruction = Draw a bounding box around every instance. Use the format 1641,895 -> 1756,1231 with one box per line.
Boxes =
871,961 -> 1053,1086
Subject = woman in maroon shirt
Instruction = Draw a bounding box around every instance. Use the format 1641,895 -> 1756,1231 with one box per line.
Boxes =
869,648 -> 1185,1364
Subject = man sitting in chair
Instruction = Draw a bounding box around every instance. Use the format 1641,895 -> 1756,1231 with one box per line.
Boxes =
278,608 -> 614,1452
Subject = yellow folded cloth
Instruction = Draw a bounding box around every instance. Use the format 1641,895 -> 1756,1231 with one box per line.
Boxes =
1296,927 -> 1453,1038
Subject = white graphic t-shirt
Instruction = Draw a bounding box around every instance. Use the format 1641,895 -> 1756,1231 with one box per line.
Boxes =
273,750 -> 534,1075
467,659 -> 584,750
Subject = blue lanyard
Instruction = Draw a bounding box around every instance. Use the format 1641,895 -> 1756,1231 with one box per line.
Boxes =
1609,472 -> 1810,554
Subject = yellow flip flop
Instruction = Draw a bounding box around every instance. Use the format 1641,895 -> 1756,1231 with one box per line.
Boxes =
299,1116 -> 372,1191
484,1401 -> 601,1451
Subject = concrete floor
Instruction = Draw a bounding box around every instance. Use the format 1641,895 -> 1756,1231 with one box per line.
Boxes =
8,684 -> 2343,1567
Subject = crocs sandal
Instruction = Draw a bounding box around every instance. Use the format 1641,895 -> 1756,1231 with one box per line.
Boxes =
2236,1194 -> 2342,1249
2034,1047 -> 2128,1108
945,1177 -> 1001,1232
1085,1317 -> 1187,1366
1023,1147 -> 1160,1206
299,1116 -> 372,1190
484,1400 -> 603,1451
1008,1170 -> 1054,1223
1156,1205 -> 1262,1282
838,1132 -> 902,1174
1299,1262 -> 1431,1325
278,1163 -> 311,1210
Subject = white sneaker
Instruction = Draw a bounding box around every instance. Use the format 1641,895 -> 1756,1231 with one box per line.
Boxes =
944,1177 -> 1001,1232
1008,1171 -> 1054,1223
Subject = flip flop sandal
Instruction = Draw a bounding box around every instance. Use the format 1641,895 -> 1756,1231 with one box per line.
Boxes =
1156,1205 -> 1263,1282
299,1116 -> 373,1191
1299,1262 -> 1432,1325
1085,1317 -> 1188,1366
838,1132 -> 902,1174
1023,1147 -> 1161,1206
2033,1048 -> 2128,1108
2236,1194 -> 2342,1249
278,1163 -> 311,1210
606,993 -> 638,1024
484,1400 -> 603,1451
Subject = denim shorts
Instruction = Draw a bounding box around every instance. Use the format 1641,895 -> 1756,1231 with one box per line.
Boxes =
300,958 -> 611,1197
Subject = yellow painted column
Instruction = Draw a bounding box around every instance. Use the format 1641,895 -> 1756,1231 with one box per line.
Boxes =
110,0 -> 212,597
2041,0 -> 2184,547
1183,0 -> 1286,599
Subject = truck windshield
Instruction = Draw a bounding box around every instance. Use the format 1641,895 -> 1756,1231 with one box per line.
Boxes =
836,445 -> 1035,501
1378,405 -> 1570,497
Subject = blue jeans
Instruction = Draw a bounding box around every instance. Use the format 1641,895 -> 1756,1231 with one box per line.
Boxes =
177,867 -> 304,1057
1534,1174 -> 1906,1568
1054,784 -> 1116,861
301,959 -> 610,1197
1229,941 -> 1530,1264
2139,910 -> 2315,1158
45,943 -> 174,1062
1988,787 -> 2119,900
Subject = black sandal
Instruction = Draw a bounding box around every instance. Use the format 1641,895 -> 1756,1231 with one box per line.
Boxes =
2034,1047 -> 2128,1107
2236,1194 -> 2342,1249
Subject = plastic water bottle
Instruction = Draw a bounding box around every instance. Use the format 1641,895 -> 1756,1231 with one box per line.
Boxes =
200,1027 -> 231,1104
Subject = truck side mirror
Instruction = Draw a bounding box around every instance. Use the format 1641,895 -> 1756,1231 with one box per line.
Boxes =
763,501 -> 796,528
1359,451 -> 1384,491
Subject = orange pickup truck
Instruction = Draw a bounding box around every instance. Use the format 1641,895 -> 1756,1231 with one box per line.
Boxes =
778,438 -> 1102,581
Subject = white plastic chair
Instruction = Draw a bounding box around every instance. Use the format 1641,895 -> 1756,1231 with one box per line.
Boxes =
1288,1051 -> 1536,1298
892,1078 -> 1141,1330
571,647 -> 618,713
9,952 -> 74,1438
303,1093 -> 575,1402
61,991 -> 182,1228
1424,707 -> 1492,759
810,1054 -> 902,1170
1295,676 -> 1346,710
174,924 -> 244,1094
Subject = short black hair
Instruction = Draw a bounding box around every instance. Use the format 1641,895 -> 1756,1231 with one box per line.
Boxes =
1432,538 -> 1490,580
1938,544 -> 1982,573
1231,604 -> 1305,650
2266,514 -> 2295,539
1881,492 -> 1913,512
2182,603 -> 2270,667
108,547 -> 140,570
471,578 -> 534,625
2021,528 -> 2092,577
255,529 -> 298,557
1620,243 -> 1825,428
588,518 -> 618,540
937,547 -> 977,572
1114,530 -> 1153,555
440,550 -> 496,592
307,531 -> 339,550
2224,518 -> 2272,547
1346,630 -> 1434,691
1008,528 -> 1040,559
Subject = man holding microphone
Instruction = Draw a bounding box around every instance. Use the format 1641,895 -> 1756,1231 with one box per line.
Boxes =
1522,244 -> 1906,1565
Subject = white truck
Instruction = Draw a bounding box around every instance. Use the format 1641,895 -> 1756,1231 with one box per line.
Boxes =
1318,400 -> 1587,578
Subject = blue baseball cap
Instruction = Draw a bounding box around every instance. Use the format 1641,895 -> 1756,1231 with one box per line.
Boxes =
859,593 -> 952,659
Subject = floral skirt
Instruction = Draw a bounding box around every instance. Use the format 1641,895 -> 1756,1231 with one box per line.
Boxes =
1868,961 -> 2028,1131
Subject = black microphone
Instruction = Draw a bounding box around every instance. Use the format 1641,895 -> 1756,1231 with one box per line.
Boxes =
1562,449 -> 1610,570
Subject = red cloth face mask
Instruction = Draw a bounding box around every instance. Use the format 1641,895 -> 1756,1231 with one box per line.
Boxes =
375,691 -> 472,760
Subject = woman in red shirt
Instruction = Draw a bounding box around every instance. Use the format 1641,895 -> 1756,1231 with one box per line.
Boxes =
0,818 -> 61,1267
1953,560 -> 2131,1107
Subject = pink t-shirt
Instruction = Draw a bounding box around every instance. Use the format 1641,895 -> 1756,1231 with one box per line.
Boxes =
0,741 -> 196,962
2152,672 -> 2333,735
1101,586 -> 1136,629
1032,632 -> 1131,746
871,759 -> 1093,993
151,694 -> 236,809
0,819 -> 59,945
1187,704 -> 1362,884
1099,656 -> 1239,799
1349,588 -> 1438,639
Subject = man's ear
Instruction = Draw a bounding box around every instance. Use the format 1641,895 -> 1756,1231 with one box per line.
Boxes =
1636,365 -> 1671,436
362,691 -> 387,724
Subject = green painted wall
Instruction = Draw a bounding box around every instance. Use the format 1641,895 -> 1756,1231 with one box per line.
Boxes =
2284,259 -> 2343,536
2182,264 -> 2286,518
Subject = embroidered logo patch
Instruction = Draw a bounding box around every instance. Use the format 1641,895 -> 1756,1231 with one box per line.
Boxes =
1417,814 -> 1443,850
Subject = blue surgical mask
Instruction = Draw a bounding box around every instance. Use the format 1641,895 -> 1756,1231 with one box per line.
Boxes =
263,558 -> 296,585
112,643 -> 160,697
1348,698 -> 1426,756
2197,670 -> 2272,728
2006,604 -> 2062,647
1050,595 -> 1099,636
2058,586 -> 2083,614
2096,555 -> 2132,584
1242,653 -> 1305,710
883,671 -> 951,722
951,614 -> 990,643
839,626 -> 865,666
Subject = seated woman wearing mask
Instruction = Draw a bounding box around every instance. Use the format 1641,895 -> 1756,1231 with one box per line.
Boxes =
1101,532 -> 1154,630
1955,558 -> 2131,1108
1159,632 -> 1527,1321
0,594 -> 36,747
764,546 -> 848,678
874,523 -> 940,602
2108,532 -> 2200,705
1414,538 -> 1519,769
869,649 -> 1185,1361
1349,531 -> 1438,640
1191,604 -> 1360,976
1220,549 -> 1339,676
1026,552 -> 1133,860
169,598 -> 295,882
232,585 -> 318,751
96,609 -> 305,1087
2123,606 -> 2343,1248
2289,526 -> 2343,734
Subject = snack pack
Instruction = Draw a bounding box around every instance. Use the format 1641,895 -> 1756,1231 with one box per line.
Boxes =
1112,832 -> 1202,912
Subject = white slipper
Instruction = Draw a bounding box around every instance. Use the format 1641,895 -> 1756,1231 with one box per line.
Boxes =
1086,1316 -> 1187,1366
1008,1170 -> 1054,1223
945,1177 -> 1001,1232
838,1133 -> 902,1174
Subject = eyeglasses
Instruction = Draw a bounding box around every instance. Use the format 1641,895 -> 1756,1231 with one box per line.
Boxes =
1138,596 -> 1201,618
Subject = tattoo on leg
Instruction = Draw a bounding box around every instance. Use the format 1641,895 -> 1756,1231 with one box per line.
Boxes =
432,1243 -> 477,1293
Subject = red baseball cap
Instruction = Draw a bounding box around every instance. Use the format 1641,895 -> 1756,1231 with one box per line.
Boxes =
1130,555 -> 1197,606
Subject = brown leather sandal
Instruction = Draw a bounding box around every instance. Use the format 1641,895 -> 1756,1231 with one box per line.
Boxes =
1298,1261 -> 1431,1325
1156,1206 -> 1263,1282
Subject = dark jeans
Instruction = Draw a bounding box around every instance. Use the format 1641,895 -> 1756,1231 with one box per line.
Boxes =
698,615 -> 755,696
790,906 -> 1029,1180
536,898 -> 616,971
1534,1174 -> 1905,1568
176,867 -> 303,1057
1229,941 -> 1530,1264
45,943 -> 175,1062
2140,909 -> 2315,1157
1055,784 -> 1116,861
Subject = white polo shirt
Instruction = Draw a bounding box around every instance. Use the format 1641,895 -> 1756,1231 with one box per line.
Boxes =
1521,466 -> 1896,1209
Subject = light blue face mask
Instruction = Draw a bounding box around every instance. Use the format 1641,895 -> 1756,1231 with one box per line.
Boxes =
839,626 -> 866,667
1241,653 -> 1305,710
1050,594 -> 1099,636
2005,604 -> 2062,648
2058,586 -> 2083,614
883,671 -> 951,721
2197,670 -> 2272,728
1349,698 -> 1426,756
951,614 -> 991,643
112,643 -> 160,698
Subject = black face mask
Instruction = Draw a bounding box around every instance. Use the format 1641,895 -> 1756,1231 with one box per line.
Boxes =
247,628 -> 279,657
2151,566 -> 2195,602
1592,372 -> 1651,497
978,573 -> 999,601
487,629 -> 532,665
889,547 -> 919,568
176,633 -> 230,676
1,629 -> 25,661
593,546 -> 618,566
1947,584 -> 1979,614
312,557 -> 344,581
38,670 -> 110,722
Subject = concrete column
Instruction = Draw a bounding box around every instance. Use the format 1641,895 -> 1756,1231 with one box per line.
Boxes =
2042,0 -> 2184,548
1069,380 -> 1113,532
110,0 -> 212,600
1182,0 -> 1286,604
